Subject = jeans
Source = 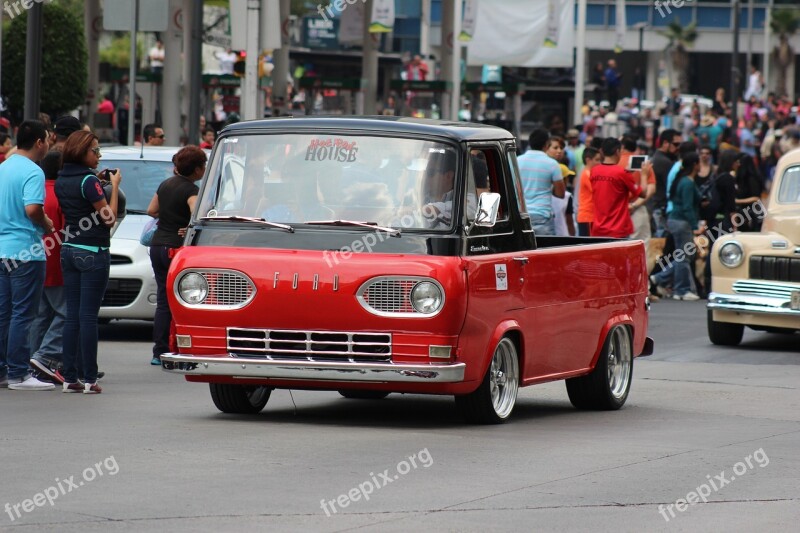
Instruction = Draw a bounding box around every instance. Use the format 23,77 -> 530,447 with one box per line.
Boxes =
0,260 -> 46,380
150,245 -> 174,358
531,214 -> 556,237
651,207 -> 667,238
29,285 -> 66,364
61,246 -> 109,384
654,219 -> 696,297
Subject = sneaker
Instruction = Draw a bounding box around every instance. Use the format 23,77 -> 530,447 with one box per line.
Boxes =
151,356 -> 161,366
673,292 -> 701,301
84,382 -> 102,394
8,375 -> 55,391
30,359 -> 63,384
649,274 -> 659,287
63,382 -> 83,393
656,285 -> 672,298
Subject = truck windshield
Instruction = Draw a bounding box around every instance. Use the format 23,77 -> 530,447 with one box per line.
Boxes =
198,134 -> 459,231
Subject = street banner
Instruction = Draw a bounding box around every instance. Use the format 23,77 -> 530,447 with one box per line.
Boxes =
459,0 -> 478,42
544,0 -> 559,48
369,0 -> 394,33
614,0 -> 626,53
467,0 -> 574,68
339,1 -> 365,45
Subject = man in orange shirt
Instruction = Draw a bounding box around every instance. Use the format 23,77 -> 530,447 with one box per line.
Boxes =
618,136 -> 655,240
576,146 -> 601,236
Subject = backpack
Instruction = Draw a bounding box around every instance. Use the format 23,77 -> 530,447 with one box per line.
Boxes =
697,174 -> 723,217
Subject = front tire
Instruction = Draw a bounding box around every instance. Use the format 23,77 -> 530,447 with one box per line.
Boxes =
455,337 -> 520,424
209,384 -> 271,414
338,390 -> 390,400
707,310 -> 744,346
566,325 -> 633,410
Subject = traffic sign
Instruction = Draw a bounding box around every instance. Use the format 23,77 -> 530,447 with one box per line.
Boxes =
104,0 -> 168,32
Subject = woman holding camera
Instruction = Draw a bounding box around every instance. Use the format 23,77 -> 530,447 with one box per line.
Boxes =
55,131 -> 122,394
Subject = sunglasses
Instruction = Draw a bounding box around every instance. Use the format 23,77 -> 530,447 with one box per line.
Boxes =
156,134 -> 165,139
91,147 -> 101,155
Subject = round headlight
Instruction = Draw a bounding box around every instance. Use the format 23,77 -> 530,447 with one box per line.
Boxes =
410,281 -> 444,314
719,242 -> 744,268
178,272 -> 208,304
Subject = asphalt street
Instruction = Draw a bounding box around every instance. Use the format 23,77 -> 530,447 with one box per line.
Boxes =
1,299 -> 798,532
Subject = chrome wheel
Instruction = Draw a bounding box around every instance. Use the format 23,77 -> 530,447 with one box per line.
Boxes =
607,327 -> 632,400
488,338 -> 519,419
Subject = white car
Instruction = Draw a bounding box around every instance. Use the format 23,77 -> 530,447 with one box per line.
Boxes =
98,146 -> 184,321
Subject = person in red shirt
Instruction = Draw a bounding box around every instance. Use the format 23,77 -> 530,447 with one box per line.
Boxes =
28,150 -> 68,383
199,128 -> 215,149
590,137 -> 650,238
576,146 -> 602,236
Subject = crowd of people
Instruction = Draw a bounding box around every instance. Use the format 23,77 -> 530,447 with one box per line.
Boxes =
521,75 -> 794,302
0,114 -> 205,393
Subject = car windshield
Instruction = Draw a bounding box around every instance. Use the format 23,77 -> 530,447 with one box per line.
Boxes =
198,134 -> 460,231
102,160 -> 174,212
777,165 -> 800,204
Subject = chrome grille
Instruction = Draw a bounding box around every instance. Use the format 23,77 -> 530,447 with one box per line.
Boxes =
750,256 -> 800,283
732,280 -> 800,300
201,271 -> 255,306
362,279 -> 418,313
227,328 -> 391,361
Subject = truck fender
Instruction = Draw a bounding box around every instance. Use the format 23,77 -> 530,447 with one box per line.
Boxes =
588,314 -> 634,370
474,320 -> 523,383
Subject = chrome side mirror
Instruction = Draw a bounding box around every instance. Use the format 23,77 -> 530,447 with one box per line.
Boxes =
474,192 -> 501,228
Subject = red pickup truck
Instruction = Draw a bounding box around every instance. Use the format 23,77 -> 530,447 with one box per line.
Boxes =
161,117 -> 653,423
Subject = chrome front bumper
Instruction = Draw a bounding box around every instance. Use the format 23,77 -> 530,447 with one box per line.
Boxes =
708,292 -> 800,317
160,353 -> 466,383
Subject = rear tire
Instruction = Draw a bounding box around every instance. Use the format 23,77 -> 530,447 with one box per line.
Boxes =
707,310 -> 744,346
566,325 -> 633,410
338,390 -> 390,400
455,337 -> 519,424
209,384 -> 271,414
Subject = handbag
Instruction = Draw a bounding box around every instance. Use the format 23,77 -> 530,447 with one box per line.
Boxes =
140,218 -> 158,246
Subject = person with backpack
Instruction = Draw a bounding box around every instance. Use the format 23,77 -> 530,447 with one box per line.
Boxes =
650,152 -> 703,301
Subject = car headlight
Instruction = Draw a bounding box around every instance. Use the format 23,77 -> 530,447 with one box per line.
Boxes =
178,272 -> 208,304
411,281 -> 444,314
719,242 -> 744,268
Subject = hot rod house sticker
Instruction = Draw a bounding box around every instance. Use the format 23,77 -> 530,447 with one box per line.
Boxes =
495,264 -> 508,291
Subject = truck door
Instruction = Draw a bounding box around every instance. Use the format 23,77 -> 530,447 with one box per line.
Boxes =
460,144 -> 529,371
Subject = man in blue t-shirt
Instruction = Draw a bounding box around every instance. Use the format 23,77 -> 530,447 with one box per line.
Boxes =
0,120 -> 55,391
517,129 -> 565,236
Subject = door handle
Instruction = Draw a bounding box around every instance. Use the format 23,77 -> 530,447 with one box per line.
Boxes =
513,257 -> 529,265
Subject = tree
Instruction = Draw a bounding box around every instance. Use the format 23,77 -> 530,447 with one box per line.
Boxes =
1,2 -> 88,118
770,8 -> 800,97
659,18 -> 698,94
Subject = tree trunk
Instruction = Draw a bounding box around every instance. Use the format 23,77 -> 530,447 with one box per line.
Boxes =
773,37 -> 794,97
671,47 -> 690,93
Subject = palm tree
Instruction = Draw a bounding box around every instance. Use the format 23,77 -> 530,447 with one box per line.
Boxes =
770,8 -> 800,97
659,18 -> 698,94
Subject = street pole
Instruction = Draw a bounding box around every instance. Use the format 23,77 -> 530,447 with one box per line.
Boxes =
272,0 -> 291,116
573,0 -> 587,126
241,0 -> 260,120
731,0 -> 740,127
128,0 -> 138,145
420,0 -> 431,60
764,0 -> 772,94
187,0 -> 203,145
361,0 -> 378,115
23,2 -> 43,120
84,0 -> 100,129
162,0 -> 183,145
746,0 -> 754,72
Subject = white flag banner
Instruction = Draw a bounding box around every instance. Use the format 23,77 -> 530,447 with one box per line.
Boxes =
614,0 -> 626,53
369,0 -> 394,33
339,1 -> 365,45
544,0 -> 559,48
459,0 -> 478,42
467,0 -> 574,68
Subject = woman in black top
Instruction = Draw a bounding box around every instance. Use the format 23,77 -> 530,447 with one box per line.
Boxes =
711,149 -> 740,233
735,154 -> 765,231
55,131 -> 122,394
146,146 -> 207,365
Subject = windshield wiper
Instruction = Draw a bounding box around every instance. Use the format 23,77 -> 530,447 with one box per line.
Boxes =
199,216 -> 294,233
303,220 -> 401,237
126,209 -> 149,215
